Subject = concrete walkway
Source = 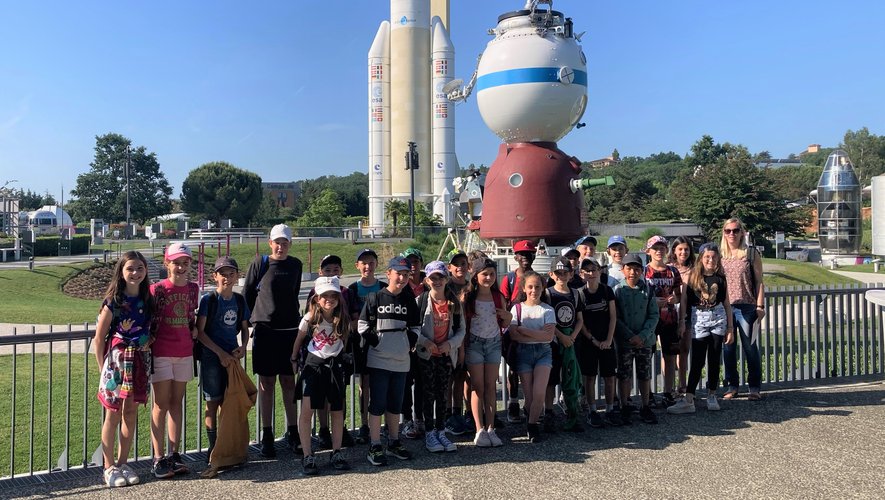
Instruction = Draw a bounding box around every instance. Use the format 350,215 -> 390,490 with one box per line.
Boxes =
5,379 -> 884,499
831,270 -> 885,285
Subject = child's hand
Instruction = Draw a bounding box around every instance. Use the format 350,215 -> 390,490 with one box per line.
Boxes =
558,332 -> 574,348
437,341 -> 451,356
496,308 -> 513,325
725,330 -> 735,345
629,335 -> 643,347
428,343 -> 440,356
191,327 -> 198,341
599,338 -> 613,350
677,323 -> 685,337
656,297 -> 668,308
220,353 -> 236,368
231,346 -> 246,359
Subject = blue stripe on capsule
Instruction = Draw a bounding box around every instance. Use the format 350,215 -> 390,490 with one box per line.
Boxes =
476,67 -> 588,91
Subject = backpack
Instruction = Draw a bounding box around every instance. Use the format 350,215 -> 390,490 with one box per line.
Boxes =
194,290 -> 246,375
254,255 -> 270,292
102,301 -> 122,353
502,271 -> 519,305
416,291 -> 462,332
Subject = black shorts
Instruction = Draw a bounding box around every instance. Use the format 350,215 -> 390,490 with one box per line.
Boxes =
251,323 -> 297,377
301,358 -> 346,411
656,321 -> 681,356
547,341 -> 563,387
575,335 -> 617,378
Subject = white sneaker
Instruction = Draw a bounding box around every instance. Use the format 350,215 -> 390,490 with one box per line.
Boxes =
487,429 -> 503,447
707,395 -> 721,411
425,430 -> 444,453
436,430 -> 457,452
118,464 -> 140,485
473,429 -> 492,448
666,398 -> 696,415
103,466 -> 127,488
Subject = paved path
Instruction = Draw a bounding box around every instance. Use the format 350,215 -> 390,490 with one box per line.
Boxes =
831,270 -> 885,285
5,379 -> 884,499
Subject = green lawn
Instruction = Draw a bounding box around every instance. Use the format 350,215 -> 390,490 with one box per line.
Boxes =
0,264 -> 99,324
762,258 -> 860,288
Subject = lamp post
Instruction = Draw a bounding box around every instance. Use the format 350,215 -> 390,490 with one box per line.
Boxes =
405,141 -> 419,239
125,145 -> 131,239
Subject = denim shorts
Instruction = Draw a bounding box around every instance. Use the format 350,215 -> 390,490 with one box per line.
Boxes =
465,334 -> 502,365
513,342 -> 553,374
200,350 -> 228,401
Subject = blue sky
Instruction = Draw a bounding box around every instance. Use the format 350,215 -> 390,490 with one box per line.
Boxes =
1,0 -> 884,200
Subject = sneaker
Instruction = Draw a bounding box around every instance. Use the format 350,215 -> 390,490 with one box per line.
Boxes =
527,423 -> 541,443
587,410 -> 604,428
301,455 -> 318,476
151,457 -> 174,479
330,450 -> 350,470
117,464 -> 139,485
356,424 -> 371,444
604,409 -> 624,427
103,466 -> 127,487
169,452 -> 189,475
284,429 -> 304,456
473,429 -> 492,448
436,430 -> 457,452
667,398 -> 697,414
620,406 -> 632,426
367,444 -> 387,466
444,415 -> 462,435
507,401 -> 523,423
639,405 -> 658,424
707,395 -> 721,411
463,413 -> 476,433
425,430 -> 444,453
260,429 -> 276,458
647,393 -> 661,409
341,429 -> 355,448
386,440 -> 413,460
542,411 -> 557,433
662,393 -> 678,408
487,429 -> 503,447
319,427 -> 333,449
401,420 -> 419,439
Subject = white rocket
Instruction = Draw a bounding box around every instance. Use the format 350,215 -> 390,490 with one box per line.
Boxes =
368,0 -> 459,232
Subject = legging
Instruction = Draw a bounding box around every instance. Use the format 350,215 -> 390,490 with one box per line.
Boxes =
687,335 -> 723,394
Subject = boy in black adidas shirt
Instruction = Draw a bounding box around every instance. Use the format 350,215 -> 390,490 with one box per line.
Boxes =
358,257 -> 421,466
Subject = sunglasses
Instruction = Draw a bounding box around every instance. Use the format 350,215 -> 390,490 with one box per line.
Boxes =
724,228 -> 742,234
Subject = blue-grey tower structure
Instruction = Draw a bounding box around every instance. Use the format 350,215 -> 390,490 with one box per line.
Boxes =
817,149 -> 862,255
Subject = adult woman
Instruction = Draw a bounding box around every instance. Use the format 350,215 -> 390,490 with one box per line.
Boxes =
719,218 -> 764,400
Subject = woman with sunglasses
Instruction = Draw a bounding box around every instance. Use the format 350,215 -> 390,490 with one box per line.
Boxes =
719,218 -> 765,401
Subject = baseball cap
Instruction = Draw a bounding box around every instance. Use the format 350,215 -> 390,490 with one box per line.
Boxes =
561,247 -> 581,258
446,248 -> 467,264
607,235 -> 627,248
513,240 -> 537,253
580,257 -> 600,270
320,254 -> 342,268
270,224 -> 292,242
402,247 -> 423,261
424,260 -> 448,277
388,257 -> 411,272
213,256 -> 239,273
622,253 -> 644,267
645,235 -> 668,250
575,236 -> 598,247
550,257 -> 574,272
314,276 -> 341,296
471,258 -> 497,275
165,242 -> 192,261
356,248 -> 378,262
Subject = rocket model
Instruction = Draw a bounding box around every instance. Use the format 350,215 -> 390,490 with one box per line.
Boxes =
817,149 -> 862,255
447,0 -> 589,245
368,0 -> 459,232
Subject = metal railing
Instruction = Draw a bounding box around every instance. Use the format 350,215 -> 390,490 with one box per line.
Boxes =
1,283 -> 884,480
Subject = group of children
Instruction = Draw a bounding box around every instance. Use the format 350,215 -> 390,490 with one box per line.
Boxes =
93,224 -> 739,486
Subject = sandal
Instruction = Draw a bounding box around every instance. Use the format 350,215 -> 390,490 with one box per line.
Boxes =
723,389 -> 738,400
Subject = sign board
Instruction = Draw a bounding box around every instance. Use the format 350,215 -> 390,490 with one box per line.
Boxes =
775,232 -> 785,244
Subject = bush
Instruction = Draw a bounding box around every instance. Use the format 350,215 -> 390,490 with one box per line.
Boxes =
31,235 -> 91,256
639,226 -> 664,241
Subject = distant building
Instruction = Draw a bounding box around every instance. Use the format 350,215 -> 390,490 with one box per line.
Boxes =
754,158 -> 805,169
262,182 -> 301,208
586,155 -> 621,169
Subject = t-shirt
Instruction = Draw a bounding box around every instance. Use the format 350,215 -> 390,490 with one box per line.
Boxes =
509,302 -> 555,344
687,274 -> 728,310
607,261 -> 625,286
470,299 -> 500,339
579,284 -> 615,341
408,280 -> 426,299
197,292 -> 251,353
543,287 -> 583,333
644,264 -> 682,325
431,300 -> 450,353
150,279 -> 199,357
102,295 -> 151,345
299,312 -> 344,359
244,255 -> 303,329
358,288 -> 421,372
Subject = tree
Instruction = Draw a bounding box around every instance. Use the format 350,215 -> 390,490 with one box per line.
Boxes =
294,172 -> 369,217
753,150 -> 772,163
14,189 -> 55,211
69,133 -> 172,224
841,127 -> 885,185
250,193 -> 281,227
384,199 -> 409,236
766,164 -> 822,202
672,137 -> 804,239
296,189 -> 346,227
181,161 -> 263,226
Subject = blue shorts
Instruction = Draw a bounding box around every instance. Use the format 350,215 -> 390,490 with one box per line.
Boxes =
200,350 -> 228,401
513,342 -> 553,374
465,334 -> 502,365
367,367 -> 407,416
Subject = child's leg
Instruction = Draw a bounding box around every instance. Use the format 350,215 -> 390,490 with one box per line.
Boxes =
279,375 -> 298,428
419,358 -> 436,428
298,396 -> 315,454
150,380 -> 172,458
519,372 -> 535,422
467,364 -> 485,428
117,397 -> 139,465
360,373 -> 370,424
331,410 -> 345,449
530,366 -> 551,423
585,375 -> 597,410
258,375 -> 277,428
483,363 -> 498,429
319,405 -> 330,433
687,338 -> 709,403
663,353 -> 677,395
677,332 -> 690,392
436,359 -> 452,431
603,376 -> 616,406
707,335 -> 724,392
166,381 -> 188,453
204,400 -> 221,430
367,368 -> 388,442
101,409 -> 124,468
637,349 -> 652,407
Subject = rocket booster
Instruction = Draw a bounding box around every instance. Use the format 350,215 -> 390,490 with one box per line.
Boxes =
368,21 -> 391,234
431,17 -> 457,225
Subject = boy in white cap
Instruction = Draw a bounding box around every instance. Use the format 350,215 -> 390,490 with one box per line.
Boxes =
243,224 -> 304,458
